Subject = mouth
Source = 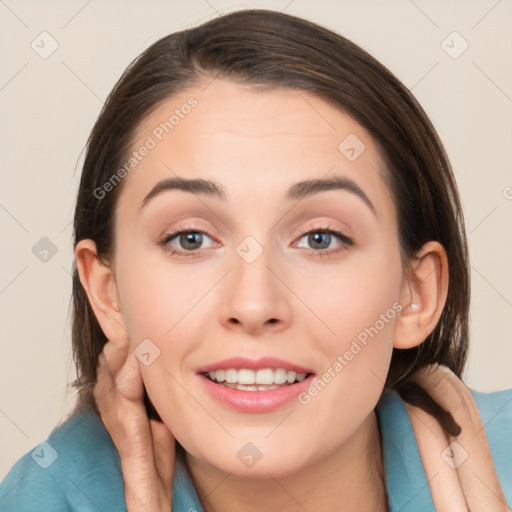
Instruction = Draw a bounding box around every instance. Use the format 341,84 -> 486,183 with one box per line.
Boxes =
196,357 -> 316,413
201,368 -> 312,391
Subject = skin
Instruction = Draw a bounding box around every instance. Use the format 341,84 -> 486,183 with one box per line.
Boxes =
76,79 -> 505,511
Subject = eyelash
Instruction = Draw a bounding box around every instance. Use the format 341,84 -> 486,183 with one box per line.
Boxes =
158,223 -> 354,259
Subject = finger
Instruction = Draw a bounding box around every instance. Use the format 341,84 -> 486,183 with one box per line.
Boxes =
112,347 -> 145,402
94,340 -> 129,394
405,401 -> 469,512
94,349 -> 115,407
150,419 -> 176,498
102,339 -> 131,375
413,365 -> 508,511
94,340 -> 143,406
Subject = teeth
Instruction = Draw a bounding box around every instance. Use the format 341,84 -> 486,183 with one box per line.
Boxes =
225,369 -> 238,384
223,382 -> 280,391
255,369 -> 274,385
205,368 -> 309,386
286,371 -> 297,383
273,368 -> 287,385
238,369 -> 255,385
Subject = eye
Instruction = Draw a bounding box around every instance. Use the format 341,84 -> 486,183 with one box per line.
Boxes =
295,227 -> 353,256
159,229 -> 217,255
158,225 -> 352,258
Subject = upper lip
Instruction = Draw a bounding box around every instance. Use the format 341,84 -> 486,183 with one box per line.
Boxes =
197,357 -> 315,375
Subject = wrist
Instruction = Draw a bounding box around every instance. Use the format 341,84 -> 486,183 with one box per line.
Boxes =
125,487 -> 172,512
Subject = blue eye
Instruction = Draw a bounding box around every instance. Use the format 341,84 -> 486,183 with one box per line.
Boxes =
160,230 -> 216,254
159,226 -> 353,259
296,229 -> 353,256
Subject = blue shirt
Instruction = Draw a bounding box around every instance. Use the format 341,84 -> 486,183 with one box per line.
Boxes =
1,388 -> 511,511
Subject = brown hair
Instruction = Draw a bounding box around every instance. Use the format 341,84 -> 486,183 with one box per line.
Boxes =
72,9 -> 469,435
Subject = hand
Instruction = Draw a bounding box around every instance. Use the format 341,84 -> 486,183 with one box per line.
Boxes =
94,340 -> 175,511
405,364 -> 509,512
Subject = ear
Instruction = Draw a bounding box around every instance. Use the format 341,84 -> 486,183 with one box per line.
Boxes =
394,241 -> 449,349
75,239 -> 129,342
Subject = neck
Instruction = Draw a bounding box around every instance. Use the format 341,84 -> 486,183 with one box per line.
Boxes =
184,411 -> 388,512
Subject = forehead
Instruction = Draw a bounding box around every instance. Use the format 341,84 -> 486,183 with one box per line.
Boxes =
117,78 -> 394,221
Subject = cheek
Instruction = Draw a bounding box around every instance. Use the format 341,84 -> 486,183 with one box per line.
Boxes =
292,249 -> 402,404
292,249 -> 402,347
113,250 -> 216,414
115,246 -> 209,342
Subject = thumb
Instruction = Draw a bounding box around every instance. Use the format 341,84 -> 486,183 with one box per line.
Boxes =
150,419 -> 176,499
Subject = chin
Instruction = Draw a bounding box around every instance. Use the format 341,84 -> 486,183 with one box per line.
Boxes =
184,432 -> 321,479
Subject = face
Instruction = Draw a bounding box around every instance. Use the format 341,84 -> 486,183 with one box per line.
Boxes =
112,79 -> 405,476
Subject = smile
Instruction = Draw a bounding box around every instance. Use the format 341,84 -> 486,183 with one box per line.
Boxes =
203,368 -> 309,391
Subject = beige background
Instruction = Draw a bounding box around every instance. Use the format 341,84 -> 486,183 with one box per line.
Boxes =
1,0 -> 511,480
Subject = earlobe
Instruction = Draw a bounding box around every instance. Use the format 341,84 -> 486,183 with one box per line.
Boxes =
393,241 -> 449,350
75,239 -> 129,342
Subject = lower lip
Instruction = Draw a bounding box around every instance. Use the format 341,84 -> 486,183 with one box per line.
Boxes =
198,374 -> 315,413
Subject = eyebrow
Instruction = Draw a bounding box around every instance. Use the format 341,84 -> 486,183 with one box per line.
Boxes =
140,175 -> 376,214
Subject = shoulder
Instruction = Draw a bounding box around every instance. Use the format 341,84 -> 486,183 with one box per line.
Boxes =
0,408 -> 126,511
470,387 -> 512,502
0,409 -> 206,512
376,386 -> 512,511
376,389 -> 435,511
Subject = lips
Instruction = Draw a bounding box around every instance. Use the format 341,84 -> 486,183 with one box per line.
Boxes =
196,356 -> 316,413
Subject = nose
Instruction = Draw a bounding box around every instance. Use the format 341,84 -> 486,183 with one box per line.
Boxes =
218,242 -> 292,335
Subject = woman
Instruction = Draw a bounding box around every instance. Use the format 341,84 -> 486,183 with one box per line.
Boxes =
1,9 -> 510,512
